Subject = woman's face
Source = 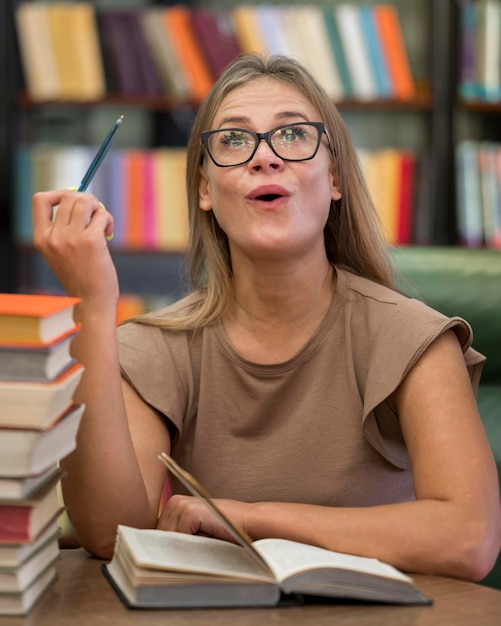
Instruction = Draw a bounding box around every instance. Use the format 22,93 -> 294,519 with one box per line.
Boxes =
198,78 -> 342,266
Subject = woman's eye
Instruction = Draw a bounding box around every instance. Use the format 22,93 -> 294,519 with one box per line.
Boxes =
222,133 -> 246,147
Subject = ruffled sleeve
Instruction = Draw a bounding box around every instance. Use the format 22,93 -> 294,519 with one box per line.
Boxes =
360,299 -> 486,469
117,321 -> 200,436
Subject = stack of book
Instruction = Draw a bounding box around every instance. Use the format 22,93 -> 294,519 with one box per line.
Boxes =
0,294 -> 85,616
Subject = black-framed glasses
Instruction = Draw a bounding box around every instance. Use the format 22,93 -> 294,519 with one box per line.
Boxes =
201,122 -> 329,167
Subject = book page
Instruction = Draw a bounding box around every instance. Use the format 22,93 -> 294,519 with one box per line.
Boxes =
117,525 -> 273,583
158,452 -> 271,575
253,538 -> 412,584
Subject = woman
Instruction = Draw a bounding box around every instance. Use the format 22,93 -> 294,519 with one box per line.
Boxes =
32,54 -> 500,579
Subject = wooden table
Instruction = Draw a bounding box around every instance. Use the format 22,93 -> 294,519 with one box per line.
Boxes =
8,549 -> 501,625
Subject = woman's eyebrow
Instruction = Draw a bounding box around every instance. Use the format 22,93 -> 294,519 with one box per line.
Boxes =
215,112 -> 310,128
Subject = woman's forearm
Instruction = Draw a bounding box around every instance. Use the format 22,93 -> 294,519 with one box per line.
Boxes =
60,305 -> 154,557
246,497 -> 501,581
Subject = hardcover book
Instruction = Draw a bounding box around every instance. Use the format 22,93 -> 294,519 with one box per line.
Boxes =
0,294 -> 79,347
0,403 -> 84,478
104,454 -> 431,609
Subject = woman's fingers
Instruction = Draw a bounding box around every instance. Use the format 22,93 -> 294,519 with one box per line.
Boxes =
33,190 -> 114,247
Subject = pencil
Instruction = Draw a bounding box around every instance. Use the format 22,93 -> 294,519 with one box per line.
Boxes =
77,115 -> 124,192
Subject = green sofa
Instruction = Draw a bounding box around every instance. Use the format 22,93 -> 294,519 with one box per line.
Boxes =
392,246 -> 501,589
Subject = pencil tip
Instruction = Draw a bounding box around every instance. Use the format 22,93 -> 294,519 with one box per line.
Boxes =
118,115 -> 124,123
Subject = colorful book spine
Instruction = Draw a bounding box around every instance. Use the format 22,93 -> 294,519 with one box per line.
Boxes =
360,5 -> 393,99
322,6 -> 354,98
456,141 -> 484,247
335,3 -> 379,101
373,4 -> 416,101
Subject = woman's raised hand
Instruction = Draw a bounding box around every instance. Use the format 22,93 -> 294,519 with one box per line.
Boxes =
32,189 -> 118,309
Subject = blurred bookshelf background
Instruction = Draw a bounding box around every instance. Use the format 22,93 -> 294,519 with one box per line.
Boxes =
1,0 -> 501,316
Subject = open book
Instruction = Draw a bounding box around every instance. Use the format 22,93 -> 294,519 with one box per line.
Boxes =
103,453 -> 431,609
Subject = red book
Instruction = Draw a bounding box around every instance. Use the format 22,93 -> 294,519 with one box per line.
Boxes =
125,150 -> 147,250
0,475 -> 62,543
397,151 -> 416,245
191,8 -> 241,79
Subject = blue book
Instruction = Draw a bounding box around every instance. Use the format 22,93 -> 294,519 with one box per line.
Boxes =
13,146 -> 33,244
456,141 -> 484,247
459,0 -> 481,101
322,6 -> 353,98
106,150 -> 127,249
359,6 -> 392,99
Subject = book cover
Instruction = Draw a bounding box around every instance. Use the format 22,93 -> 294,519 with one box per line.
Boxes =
143,151 -> 157,250
0,562 -> 57,617
191,7 -> 241,79
322,6 -> 354,98
0,365 -> 84,431
46,3 -> 83,101
267,6 -> 307,60
359,148 -> 398,244
0,467 -> 60,503
67,2 -> 107,102
163,5 -> 215,103
289,5 -> 344,101
360,5 -> 393,99
475,0 -> 501,102
13,146 -> 33,245
335,3 -> 379,101
50,146 -> 94,192
478,142 -> 501,246
106,150 -> 127,249
363,149 -> 401,245
456,141 -> 484,247
124,150 -> 147,250
139,7 -> 191,100
0,476 -> 62,544
396,151 -> 417,245
127,10 -> 165,97
458,0 -> 480,101
0,294 -> 79,346
103,454 -> 431,608
493,145 -> 501,248
0,534 -> 59,592
0,520 -> 59,568
231,5 -> 267,55
152,148 -> 189,252
0,403 -> 85,478
372,4 -> 416,101
14,3 -> 60,102
0,331 -> 76,382
97,10 -> 145,96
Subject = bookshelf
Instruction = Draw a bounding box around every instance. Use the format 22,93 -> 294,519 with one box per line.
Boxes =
453,0 -> 501,249
0,0 -> 466,300
0,0 -> 16,293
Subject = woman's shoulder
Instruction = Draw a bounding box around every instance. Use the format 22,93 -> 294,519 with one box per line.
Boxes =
337,267 -> 415,306
118,292 -> 202,333
337,266 -> 447,320
336,266 -> 476,353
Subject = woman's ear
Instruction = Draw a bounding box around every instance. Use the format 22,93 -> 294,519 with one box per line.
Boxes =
198,168 -> 212,212
329,167 -> 342,202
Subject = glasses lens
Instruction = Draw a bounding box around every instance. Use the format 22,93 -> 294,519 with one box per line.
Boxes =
205,123 -> 323,166
208,129 -> 255,166
271,124 -> 321,161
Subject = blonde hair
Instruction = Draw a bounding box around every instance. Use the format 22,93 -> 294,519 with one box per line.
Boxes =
138,54 -> 395,331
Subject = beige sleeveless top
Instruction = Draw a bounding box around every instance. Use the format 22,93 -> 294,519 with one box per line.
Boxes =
118,268 -> 485,507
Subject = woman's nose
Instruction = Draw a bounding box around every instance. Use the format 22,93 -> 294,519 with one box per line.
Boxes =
248,138 -> 284,169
